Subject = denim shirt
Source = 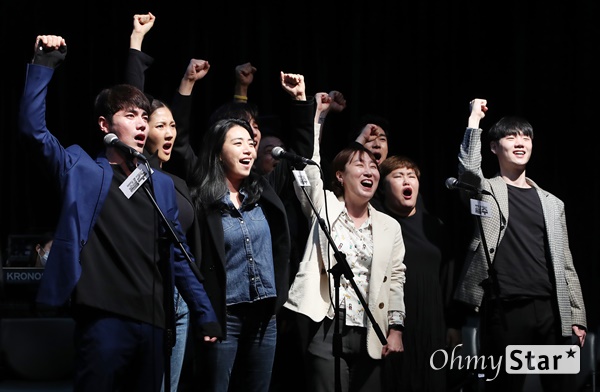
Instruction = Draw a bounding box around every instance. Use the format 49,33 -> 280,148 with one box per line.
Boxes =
221,189 -> 277,305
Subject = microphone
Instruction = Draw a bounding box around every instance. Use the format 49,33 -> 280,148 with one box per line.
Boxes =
271,146 -> 317,166
103,133 -> 147,162
445,177 -> 491,195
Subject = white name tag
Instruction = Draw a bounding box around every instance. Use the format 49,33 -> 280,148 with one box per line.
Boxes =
119,165 -> 151,199
470,198 -> 491,217
293,170 -> 311,187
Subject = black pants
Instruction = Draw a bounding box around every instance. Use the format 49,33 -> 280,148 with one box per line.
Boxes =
306,315 -> 381,392
270,308 -> 317,392
481,297 -> 574,392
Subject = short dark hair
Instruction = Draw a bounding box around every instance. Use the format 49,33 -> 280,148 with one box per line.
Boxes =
330,145 -> 379,198
94,84 -> 151,124
379,155 -> 421,180
257,114 -> 282,138
488,116 -> 534,142
208,101 -> 259,127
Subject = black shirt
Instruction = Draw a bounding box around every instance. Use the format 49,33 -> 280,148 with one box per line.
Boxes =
493,185 -> 553,300
74,165 -> 165,327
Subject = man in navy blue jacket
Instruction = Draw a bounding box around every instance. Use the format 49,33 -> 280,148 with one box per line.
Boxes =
18,35 -> 221,392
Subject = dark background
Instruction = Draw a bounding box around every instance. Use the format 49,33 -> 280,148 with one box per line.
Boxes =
1,1 -> 598,328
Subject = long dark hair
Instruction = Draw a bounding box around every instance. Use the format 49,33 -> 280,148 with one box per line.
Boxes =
188,118 -> 263,209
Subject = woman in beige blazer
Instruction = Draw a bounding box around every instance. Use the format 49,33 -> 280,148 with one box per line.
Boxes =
283,130 -> 406,392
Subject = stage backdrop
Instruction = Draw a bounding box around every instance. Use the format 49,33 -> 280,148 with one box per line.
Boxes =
2,1 -> 598,328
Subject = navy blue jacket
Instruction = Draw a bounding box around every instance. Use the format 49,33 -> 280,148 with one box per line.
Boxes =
18,63 -> 220,336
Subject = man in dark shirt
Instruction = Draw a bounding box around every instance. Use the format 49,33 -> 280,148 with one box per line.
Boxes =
453,98 -> 587,392
18,34 -> 221,392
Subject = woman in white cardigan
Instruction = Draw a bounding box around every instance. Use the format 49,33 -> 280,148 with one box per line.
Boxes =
284,138 -> 406,392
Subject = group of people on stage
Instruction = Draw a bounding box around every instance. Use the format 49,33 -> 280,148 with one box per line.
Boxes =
17,11 -> 587,392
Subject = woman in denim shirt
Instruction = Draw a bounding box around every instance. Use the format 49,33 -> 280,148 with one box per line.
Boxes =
186,118 -> 291,392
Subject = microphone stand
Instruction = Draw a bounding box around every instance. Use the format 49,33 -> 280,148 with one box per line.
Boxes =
467,189 -> 506,328
135,160 -> 196,392
297,173 -> 387,392
455,186 -> 506,326
462,188 -> 506,389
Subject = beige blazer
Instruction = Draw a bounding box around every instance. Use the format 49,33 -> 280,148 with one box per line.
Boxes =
284,128 -> 406,359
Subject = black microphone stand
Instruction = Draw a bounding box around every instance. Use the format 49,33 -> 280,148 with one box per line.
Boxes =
466,189 -> 506,327
459,187 -> 506,389
134,160 -> 197,392
297,169 -> 387,392
455,186 -> 506,326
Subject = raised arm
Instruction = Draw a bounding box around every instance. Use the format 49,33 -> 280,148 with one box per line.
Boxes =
467,98 -> 488,129
124,13 -> 155,91
280,71 -> 307,101
328,90 -> 346,114
457,98 -> 488,182
265,72 -> 315,194
317,90 -> 346,144
314,92 -> 332,124
355,123 -> 382,146
20,35 -> 70,178
129,12 -> 155,51
178,59 -> 210,96
289,90 -> 327,221
166,59 -> 210,179
279,72 -> 316,158
314,92 -> 332,148
233,62 -> 257,102
292,111 -> 325,221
